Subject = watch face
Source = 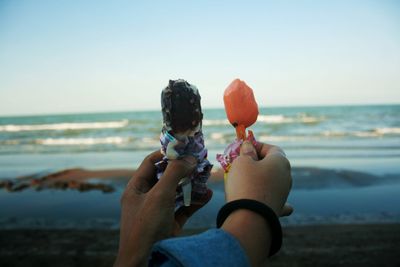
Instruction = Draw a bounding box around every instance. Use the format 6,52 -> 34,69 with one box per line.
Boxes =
161,79 -> 203,134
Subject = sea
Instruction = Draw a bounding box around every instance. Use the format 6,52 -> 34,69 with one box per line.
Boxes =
1,104 -> 399,229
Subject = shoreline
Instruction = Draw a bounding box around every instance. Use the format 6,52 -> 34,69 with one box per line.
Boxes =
1,166 -> 400,229
1,165 -> 398,193
0,166 -> 400,191
1,224 -> 399,266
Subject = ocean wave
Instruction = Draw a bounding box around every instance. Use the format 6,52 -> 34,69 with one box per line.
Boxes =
322,131 -> 347,137
0,120 -> 129,132
202,119 -> 230,126
36,137 -> 128,146
209,129 -> 400,143
202,114 -> 323,126
257,115 -> 293,123
210,133 -> 225,140
258,131 -> 400,142
322,130 -> 384,138
258,114 -> 324,124
0,136 -> 160,149
132,137 -> 160,150
375,127 -> 400,135
257,135 -> 307,142
322,128 -> 400,138
1,140 -> 20,145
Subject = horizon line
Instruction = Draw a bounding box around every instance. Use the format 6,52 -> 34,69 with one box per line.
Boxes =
1,102 -> 399,118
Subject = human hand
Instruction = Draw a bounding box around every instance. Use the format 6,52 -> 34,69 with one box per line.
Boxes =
222,141 -> 293,266
114,150 -> 212,267
225,141 -> 293,216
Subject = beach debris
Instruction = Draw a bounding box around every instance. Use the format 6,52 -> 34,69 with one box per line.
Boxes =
216,79 -> 259,175
155,79 -> 212,208
0,180 -> 14,191
0,168 -> 127,193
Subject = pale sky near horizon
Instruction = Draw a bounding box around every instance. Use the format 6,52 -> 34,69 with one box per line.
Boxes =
0,0 -> 399,116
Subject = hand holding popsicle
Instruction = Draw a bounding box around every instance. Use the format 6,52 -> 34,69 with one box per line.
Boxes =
216,79 -> 259,173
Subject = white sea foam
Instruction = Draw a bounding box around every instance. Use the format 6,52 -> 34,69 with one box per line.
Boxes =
203,116 -> 292,126
258,114 -> 323,124
353,131 -> 379,137
257,115 -> 293,124
322,131 -> 346,137
323,130 -> 380,138
210,133 -> 224,140
131,137 -> 159,149
37,137 -> 127,146
202,119 -> 230,126
0,120 -> 129,132
322,128 -> 400,138
353,128 -> 400,137
202,114 -> 322,126
258,135 -> 308,142
375,127 -> 400,135
299,116 -> 323,123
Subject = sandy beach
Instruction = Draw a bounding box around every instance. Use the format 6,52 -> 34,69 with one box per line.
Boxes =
1,224 -> 399,267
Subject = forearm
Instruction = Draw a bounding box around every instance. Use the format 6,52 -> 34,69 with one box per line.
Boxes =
114,256 -> 146,267
222,209 -> 272,266
114,223 -> 154,267
114,242 -> 150,267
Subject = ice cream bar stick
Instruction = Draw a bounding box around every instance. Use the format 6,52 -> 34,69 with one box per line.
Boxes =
235,124 -> 247,140
180,177 -> 192,206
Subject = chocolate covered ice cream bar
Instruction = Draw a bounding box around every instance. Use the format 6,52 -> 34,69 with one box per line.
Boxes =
156,79 -> 212,208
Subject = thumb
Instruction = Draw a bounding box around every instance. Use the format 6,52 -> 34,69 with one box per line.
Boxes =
240,140 -> 258,160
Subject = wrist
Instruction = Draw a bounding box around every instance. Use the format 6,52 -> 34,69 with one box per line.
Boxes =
115,254 -> 146,267
222,208 -> 272,238
115,244 -> 150,267
221,209 -> 272,266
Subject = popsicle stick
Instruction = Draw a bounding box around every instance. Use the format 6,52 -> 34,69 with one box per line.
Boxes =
179,177 -> 192,206
235,124 -> 247,140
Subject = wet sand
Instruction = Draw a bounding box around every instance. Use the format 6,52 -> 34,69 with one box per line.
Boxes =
1,165 -> 396,193
1,167 -> 399,266
0,224 -> 399,267
0,167 -> 225,193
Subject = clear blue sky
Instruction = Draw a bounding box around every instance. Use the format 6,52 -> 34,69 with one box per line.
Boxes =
1,0 -> 399,115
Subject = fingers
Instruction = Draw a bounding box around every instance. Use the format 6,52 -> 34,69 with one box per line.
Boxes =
173,189 -> 213,235
240,141 -> 258,160
280,203 -> 294,217
152,155 -> 197,194
240,141 -> 285,162
255,142 -> 286,160
128,150 -> 163,194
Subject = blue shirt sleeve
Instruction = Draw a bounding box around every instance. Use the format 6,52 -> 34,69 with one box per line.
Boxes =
148,228 -> 250,267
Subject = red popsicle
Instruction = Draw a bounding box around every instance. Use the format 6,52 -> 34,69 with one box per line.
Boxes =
223,79 -> 259,140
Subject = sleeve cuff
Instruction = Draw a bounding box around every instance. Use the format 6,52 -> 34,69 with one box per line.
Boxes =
149,228 -> 250,267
